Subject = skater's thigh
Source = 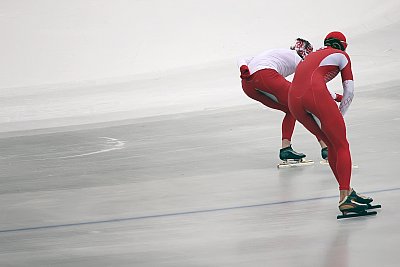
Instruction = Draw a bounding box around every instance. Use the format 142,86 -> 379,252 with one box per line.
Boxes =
257,69 -> 291,106
289,91 -> 329,144
242,79 -> 290,113
320,112 -> 348,148
306,85 -> 348,147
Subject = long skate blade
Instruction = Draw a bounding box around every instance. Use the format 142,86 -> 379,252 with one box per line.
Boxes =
367,204 -> 382,210
277,159 -> 314,169
320,160 -> 358,169
337,210 -> 377,219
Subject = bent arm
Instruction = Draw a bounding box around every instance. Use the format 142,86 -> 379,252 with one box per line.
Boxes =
338,53 -> 354,116
339,80 -> 354,115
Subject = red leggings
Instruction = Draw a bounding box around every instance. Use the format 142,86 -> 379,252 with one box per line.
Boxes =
288,77 -> 352,190
241,69 -> 295,141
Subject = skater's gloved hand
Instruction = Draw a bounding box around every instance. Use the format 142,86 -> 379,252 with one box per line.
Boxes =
335,93 -> 343,102
240,65 -> 251,79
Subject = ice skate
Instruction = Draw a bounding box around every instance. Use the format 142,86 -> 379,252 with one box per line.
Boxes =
277,146 -> 313,168
321,147 -> 328,160
337,195 -> 377,219
349,189 -> 381,210
279,145 -> 306,160
320,147 -> 330,165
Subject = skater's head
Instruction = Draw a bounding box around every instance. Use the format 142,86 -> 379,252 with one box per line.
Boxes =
290,38 -> 313,59
324,31 -> 347,51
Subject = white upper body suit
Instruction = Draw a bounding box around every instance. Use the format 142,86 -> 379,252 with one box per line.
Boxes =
237,48 -> 302,78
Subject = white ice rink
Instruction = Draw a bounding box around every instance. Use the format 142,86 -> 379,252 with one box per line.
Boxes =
1,1 -> 400,266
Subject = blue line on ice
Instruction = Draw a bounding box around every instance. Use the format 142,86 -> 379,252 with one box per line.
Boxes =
1,187 -> 397,234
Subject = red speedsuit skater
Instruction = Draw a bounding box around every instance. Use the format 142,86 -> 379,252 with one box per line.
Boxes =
241,69 -> 295,141
288,47 -> 354,190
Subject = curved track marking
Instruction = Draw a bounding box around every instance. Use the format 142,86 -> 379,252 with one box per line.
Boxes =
57,137 -> 125,159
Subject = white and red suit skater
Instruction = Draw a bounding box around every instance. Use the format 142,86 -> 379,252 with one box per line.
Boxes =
238,38 -> 327,166
288,31 -> 381,218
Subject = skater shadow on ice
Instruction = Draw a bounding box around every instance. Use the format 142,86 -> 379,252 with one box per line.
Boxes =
323,226 -> 350,267
323,219 -> 374,267
277,165 -> 311,179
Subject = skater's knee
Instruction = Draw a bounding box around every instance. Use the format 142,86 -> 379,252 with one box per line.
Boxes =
332,140 -> 350,155
335,139 -> 349,150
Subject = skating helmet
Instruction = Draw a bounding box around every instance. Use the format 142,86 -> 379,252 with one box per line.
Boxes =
290,38 -> 313,59
324,31 -> 348,51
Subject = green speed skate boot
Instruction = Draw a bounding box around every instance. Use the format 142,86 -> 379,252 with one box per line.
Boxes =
277,145 -> 313,168
279,145 -> 306,161
349,189 -> 381,210
339,195 -> 368,213
321,147 -> 328,160
337,191 -> 381,219
349,189 -> 373,204
337,195 -> 372,219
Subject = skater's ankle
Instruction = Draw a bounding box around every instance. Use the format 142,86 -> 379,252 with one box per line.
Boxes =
282,139 -> 291,148
318,140 -> 327,149
339,189 -> 351,202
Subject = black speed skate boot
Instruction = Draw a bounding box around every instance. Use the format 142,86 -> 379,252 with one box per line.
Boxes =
349,189 -> 381,210
337,195 -> 376,219
279,145 -> 306,161
321,147 -> 328,160
349,189 -> 372,204
277,146 -> 312,168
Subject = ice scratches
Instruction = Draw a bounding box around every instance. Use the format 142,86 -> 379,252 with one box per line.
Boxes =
56,137 -> 125,159
0,137 -> 126,161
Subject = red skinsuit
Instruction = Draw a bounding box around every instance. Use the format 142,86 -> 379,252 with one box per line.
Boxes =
239,49 -> 302,141
288,47 -> 354,190
241,69 -> 295,141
